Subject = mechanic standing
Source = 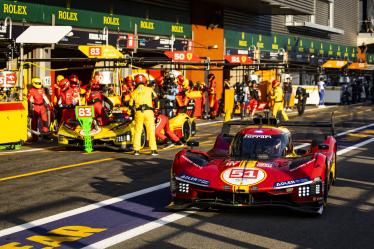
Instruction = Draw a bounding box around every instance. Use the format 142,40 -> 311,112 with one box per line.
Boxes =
208,73 -> 219,119
283,77 -> 293,111
270,79 -> 289,121
130,74 -> 158,156
27,77 -> 51,137
58,78 -> 76,124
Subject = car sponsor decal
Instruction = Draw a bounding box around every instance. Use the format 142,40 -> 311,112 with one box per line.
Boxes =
243,134 -> 272,139
225,161 -> 241,167
177,174 -> 210,186
273,177 -> 311,189
220,167 -> 267,186
256,162 -> 275,168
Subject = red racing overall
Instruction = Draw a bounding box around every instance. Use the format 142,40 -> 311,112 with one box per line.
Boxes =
59,87 -> 76,123
86,89 -> 107,125
155,113 -> 180,143
27,87 -> 49,133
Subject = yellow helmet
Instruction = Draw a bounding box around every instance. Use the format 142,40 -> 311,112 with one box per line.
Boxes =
56,75 -> 64,84
32,77 -> 42,89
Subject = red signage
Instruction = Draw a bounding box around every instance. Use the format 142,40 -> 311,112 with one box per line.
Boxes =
164,51 -> 200,62
0,71 -> 17,87
224,55 -> 253,64
127,34 -> 135,49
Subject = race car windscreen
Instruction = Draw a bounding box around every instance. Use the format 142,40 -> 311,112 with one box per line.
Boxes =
231,134 -> 289,160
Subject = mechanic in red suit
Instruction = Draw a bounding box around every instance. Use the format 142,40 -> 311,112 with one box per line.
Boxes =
58,78 -> 76,124
154,108 -> 182,145
176,75 -> 186,108
69,74 -> 81,106
27,77 -> 51,135
121,76 -> 135,106
248,80 -> 261,117
208,73 -> 219,118
86,79 -> 109,126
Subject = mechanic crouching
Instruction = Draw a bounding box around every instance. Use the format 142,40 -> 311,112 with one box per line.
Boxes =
154,108 -> 182,146
130,74 -> 158,156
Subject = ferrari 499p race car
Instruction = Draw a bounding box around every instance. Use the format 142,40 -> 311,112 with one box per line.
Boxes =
169,116 -> 337,215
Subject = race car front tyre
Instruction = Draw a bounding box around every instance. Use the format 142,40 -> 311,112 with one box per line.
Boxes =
181,121 -> 192,142
191,121 -> 196,136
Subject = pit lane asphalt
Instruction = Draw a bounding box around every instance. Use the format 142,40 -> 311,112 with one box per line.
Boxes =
0,104 -> 373,249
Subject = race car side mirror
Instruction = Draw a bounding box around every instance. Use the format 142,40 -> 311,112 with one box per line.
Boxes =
187,141 -> 199,148
318,144 -> 329,150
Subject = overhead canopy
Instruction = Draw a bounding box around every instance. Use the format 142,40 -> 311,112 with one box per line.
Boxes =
348,63 -> 374,71
322,60 -> 348,69
16,26 -> 72,44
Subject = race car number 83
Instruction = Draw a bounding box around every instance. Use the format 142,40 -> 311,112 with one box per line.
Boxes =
77,107 -> 93,118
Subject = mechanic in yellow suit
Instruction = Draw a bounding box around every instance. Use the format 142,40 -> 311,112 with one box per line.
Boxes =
130,74 -> 158,156
270,80 -> 289,121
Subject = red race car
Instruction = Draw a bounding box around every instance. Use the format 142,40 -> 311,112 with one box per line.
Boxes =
169,116 -> 337,215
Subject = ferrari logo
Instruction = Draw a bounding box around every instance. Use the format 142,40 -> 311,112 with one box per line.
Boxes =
240,56 -> 247,63
186,53 -> 193,61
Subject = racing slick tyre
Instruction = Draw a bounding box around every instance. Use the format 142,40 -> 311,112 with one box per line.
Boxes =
181,120 -> 192,142
191,121 -> 196,136
320,164 -> 330,215
297,100 -> 305,116
332,153 -> 337,185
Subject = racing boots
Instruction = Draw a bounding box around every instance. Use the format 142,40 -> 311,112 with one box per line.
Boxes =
151,150 -> 159,156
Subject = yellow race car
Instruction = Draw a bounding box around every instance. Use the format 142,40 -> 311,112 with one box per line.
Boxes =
57,106 -> 146,151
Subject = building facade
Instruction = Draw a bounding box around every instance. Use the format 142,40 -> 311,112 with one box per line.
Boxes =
0,0 -> 369,95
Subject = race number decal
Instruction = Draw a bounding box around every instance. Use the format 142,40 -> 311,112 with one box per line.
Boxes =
221,167 -> 267,186
76,106 -> 94,118
88,47 -> 102,57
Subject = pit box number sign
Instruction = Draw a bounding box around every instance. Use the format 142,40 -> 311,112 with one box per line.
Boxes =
88,47 -> 102,57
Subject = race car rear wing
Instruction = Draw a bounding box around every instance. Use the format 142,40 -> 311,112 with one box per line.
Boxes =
222,112 -> 335,137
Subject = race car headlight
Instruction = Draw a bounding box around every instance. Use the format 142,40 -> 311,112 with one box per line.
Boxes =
298,185 -> 310,197
116,132 -> 131,142
183,151 -> 209,167
313,177 -> 322,195
177,182 -> 190,193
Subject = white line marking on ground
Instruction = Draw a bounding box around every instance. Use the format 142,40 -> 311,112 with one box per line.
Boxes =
337,177 -> 374,187
0,182 -> 169,237
336,123 -> 374,136
82,211 -> 195,249
337,137 -> 374,156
